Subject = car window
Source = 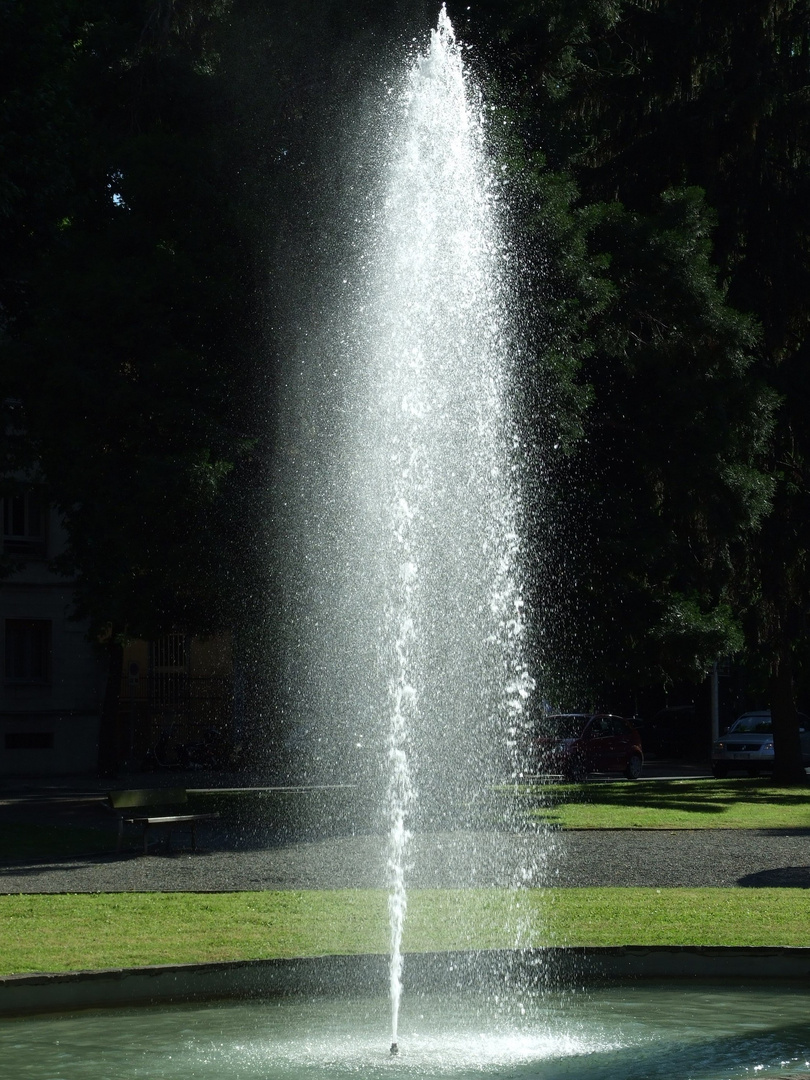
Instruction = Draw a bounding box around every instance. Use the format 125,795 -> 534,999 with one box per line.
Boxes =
591,717 -> 623,737
539,715 -> 588,739
731,716 -> 772,733
731,712 -> 809,734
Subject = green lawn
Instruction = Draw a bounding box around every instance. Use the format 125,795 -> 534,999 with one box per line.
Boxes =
1,887 -> 808,975
193,778 -> 810,833
513,778 -> 810,829
2,779 -> 808,978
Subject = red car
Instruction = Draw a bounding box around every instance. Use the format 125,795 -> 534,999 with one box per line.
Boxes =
529,713 -> 644,780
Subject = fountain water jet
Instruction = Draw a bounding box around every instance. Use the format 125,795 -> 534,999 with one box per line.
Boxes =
267,0 -> 540,1047
362,5 -> 536,1046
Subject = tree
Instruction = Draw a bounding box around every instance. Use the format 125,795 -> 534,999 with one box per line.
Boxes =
556,0 -> 810,782
464,2 -> 776,715
0,0 -> 256,772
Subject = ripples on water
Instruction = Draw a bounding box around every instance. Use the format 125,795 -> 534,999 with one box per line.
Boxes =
4,983 -> 810,1079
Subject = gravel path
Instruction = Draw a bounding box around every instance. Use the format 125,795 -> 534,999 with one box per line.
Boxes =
2,827 -> 809,893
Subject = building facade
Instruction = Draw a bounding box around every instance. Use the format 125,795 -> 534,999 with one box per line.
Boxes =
117,633 -> 233,770
1,491 -> 106,775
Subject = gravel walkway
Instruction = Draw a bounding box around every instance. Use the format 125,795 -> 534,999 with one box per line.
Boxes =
2,826 -> 809,893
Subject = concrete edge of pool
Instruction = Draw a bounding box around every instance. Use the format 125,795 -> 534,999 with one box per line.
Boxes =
2,947 -> 810,1016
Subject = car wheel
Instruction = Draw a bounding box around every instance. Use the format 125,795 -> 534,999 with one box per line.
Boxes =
624,753 -> 643,780
712,762 -> 728,778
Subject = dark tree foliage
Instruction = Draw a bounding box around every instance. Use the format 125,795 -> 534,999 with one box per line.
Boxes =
0,0 -> 442,772
0,0 -> 258,770
473,0 -> 810,780
524,178 -> 770,708
0,0 -> 83,572
2,0 -> 255,633
465,5 -> 769,699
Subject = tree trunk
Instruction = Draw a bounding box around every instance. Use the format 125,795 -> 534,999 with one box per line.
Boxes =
97,636 -> 124,778
769,641 -> 807,785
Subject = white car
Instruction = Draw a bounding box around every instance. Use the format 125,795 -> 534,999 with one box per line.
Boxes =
711,710 -> 810,777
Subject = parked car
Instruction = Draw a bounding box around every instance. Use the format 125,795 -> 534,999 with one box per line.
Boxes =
528,713 -> 644,780
711,710 -> 810,777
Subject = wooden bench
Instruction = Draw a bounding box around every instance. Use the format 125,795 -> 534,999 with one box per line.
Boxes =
108,789 -> 219,855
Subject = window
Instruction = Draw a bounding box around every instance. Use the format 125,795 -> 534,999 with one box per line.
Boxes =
151,634 -> 188,706
2,492 -> 46,556
4,620 -> 52,684
152,634 -> 187,670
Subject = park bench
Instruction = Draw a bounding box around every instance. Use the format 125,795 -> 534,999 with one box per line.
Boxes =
107,788 -> 219,855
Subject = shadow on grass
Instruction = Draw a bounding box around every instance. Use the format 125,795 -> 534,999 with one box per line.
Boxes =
189,788 -> 382,849
739,866 -> 810,887
0,788 -> 379,866
515,778 -> 810,816
0,844 -> 228,880
0,822 -> 118,862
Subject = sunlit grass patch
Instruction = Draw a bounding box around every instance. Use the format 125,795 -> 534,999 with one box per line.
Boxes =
2,887 -> 808,975
509,778 -> 810,829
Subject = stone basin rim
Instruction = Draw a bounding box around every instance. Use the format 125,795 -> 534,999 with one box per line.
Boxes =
2,947 -> 810,1017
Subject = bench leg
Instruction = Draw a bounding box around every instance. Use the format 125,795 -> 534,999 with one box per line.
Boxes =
143,823 -> 149,856
191,821 -> 197,852
117,818 -> 124,853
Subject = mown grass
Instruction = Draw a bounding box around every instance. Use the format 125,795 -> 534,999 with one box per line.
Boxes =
191,778 -> 810,833
2,887 -> 808,975
513,778 -> 810,829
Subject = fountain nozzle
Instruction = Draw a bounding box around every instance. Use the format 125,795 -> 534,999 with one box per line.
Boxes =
390,1042 -> 399,1056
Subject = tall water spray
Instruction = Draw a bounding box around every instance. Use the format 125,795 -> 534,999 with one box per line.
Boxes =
270,2 -> 535,1051
365,6 -> 534,1046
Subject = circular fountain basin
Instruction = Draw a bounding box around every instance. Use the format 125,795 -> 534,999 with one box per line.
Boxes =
3,980 -> 810,1080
